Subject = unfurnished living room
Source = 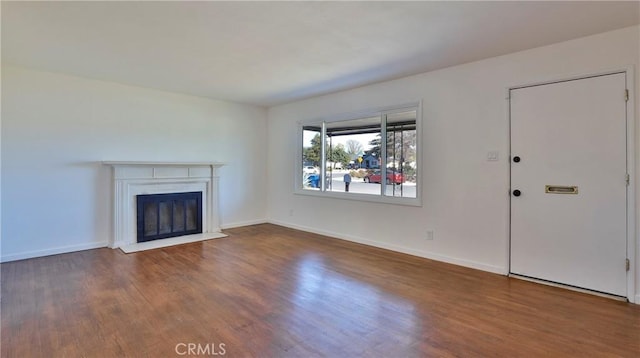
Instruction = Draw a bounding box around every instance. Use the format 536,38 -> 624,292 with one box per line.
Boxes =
2,1 -> 640,357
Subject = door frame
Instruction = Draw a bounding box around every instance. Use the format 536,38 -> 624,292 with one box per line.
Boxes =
505,67 -> 636,303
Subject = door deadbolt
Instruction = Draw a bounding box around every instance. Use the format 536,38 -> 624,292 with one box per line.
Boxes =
513,156 -> 521,163
512,189 -> 521,197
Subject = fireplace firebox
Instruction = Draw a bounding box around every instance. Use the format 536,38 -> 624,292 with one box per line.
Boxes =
136,191 -> 203,243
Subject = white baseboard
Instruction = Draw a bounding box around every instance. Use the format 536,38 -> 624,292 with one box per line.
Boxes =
0,217 -> 269,263
221,218 -> 268,230
1,241 -> 109,263
268,219 -> 506,275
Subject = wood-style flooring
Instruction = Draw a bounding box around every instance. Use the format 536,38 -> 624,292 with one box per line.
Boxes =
2,224 -> 639,357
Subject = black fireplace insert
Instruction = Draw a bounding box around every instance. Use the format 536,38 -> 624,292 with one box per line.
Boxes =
136,191 -> 203,242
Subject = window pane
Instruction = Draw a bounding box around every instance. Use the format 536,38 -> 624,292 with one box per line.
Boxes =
325,117 -> 381,195
385,110 -> 417,198
302,125 -> 321,190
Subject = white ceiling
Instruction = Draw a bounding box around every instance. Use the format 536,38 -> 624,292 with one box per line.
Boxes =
2,1 -> 639,107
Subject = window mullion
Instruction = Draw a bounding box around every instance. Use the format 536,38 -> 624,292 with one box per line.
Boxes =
380,114 -> 387,196
320,122 -> 327,192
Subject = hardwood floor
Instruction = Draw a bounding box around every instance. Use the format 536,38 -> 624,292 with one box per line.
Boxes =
2,224 -> 639,357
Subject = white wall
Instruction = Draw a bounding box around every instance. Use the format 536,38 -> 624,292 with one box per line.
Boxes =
267,26 -> 640,301
1,66 -> 268,261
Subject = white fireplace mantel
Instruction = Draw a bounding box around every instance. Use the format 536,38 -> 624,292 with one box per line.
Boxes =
103,161 -> 226,167
103,161 -> 225,250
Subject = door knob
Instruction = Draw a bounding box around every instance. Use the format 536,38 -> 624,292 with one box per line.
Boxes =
513,189 -> 521,197
513,156 -> 521,163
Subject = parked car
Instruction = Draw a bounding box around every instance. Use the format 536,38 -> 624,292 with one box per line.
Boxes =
364,169 -> 404,185
303,166 -> 318,174
306,174 -> 320,188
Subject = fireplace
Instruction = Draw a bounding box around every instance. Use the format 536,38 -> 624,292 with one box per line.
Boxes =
136,191 -> 203,242
103,161 -> 226,251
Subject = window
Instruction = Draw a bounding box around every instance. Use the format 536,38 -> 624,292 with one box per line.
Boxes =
298,104 -> 420,205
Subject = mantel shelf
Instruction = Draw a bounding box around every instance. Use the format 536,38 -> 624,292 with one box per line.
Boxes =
103,161 -> 225,167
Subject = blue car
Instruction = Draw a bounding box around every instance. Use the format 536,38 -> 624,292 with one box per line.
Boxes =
307,174 -> 320,188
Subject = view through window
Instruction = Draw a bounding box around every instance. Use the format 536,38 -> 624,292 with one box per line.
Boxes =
301,106 -> 418,200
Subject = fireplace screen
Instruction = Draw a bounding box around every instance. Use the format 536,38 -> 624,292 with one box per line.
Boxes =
136,191 -> 203,242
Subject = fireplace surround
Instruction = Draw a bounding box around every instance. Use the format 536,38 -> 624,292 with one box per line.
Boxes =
103,161 -> 225,252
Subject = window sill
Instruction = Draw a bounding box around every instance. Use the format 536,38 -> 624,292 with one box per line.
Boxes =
294,188 -> 422,207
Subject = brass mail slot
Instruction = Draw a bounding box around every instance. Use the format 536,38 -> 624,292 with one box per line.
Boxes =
545,185 -> 578,194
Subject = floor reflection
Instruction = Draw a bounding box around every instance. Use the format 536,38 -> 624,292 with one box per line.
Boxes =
282,254 -> 420,353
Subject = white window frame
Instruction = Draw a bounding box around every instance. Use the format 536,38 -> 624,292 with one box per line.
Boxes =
295,102 -> 422,207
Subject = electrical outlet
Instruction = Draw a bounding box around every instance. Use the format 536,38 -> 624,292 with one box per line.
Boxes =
426,230 -> 434,240
289,209 -> 294,217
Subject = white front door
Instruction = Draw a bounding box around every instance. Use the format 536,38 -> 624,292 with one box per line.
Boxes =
510,73 -> 628,297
